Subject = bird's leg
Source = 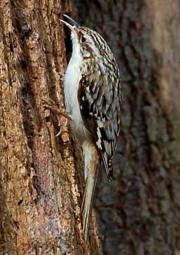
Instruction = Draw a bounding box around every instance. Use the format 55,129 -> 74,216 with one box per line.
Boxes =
42,98 -> 72,137
42,98 -> 72,120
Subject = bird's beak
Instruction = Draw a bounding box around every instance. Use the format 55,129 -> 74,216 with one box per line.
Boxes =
60,14 -> 80,38
63,14 -> 80,28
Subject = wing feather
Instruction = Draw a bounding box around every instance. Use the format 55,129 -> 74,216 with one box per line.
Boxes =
78,63 -> 121,177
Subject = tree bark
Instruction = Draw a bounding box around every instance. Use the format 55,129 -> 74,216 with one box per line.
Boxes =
74,0 -> 180,254
1,1 -> 180,254
0,0 -> 102,254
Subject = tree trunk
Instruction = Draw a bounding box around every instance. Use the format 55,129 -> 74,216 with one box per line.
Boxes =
0,1 -> 102,254
74,0 -> 180,254
1,0 -> 180,254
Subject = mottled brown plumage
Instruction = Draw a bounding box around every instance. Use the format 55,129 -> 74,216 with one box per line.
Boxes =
62,15 -> 121,240
78,27 -> 121,177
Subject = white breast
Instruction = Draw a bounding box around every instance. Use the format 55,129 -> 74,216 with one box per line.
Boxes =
64,36 -> 89,142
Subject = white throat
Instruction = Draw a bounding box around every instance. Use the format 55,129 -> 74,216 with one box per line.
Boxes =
64,32 -> 89,141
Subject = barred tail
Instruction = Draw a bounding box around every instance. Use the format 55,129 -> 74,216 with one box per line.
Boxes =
82,142 -> 99,241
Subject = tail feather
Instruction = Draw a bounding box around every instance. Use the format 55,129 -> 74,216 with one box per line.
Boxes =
82,141 -> 99,241
82,168 -> 98,241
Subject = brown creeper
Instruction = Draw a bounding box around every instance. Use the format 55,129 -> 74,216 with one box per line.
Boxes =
61,15 -> 121,240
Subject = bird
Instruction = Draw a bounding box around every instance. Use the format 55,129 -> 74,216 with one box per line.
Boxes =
61,15 -> 121,241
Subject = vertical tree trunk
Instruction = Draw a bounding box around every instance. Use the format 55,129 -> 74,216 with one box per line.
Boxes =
74,0 -> 180,254
0,1 -> 102,254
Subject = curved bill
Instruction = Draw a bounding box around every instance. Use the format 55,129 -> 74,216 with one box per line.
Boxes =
60,19 -> 79,39
60,15 -> 80,36
60,19 -> 74,31
63,14 -> 80,28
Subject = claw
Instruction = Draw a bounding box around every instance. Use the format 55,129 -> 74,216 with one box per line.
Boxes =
42,99 -> 72,120
55,128 -> 62,137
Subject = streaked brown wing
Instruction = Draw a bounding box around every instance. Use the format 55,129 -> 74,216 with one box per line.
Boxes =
78,69 -> 121,177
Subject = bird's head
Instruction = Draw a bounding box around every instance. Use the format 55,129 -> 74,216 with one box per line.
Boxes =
60,15 -> 108,59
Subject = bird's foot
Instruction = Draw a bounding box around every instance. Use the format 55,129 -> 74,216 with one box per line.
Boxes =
42,98 -> 72,120
42,98 -> 71,138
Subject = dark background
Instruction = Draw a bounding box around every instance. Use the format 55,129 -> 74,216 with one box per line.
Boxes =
73,0 -> 180,254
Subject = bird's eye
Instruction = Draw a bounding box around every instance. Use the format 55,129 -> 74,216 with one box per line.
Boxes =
81,37 -> 86,43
